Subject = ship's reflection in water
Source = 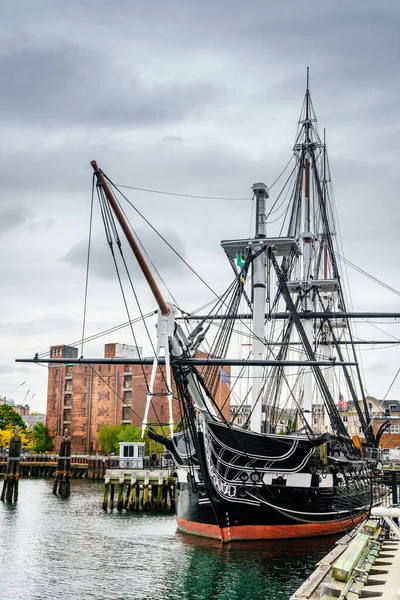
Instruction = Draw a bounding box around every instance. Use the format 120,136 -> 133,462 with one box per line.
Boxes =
0,480 -> 340,600
169,532 -> 340,600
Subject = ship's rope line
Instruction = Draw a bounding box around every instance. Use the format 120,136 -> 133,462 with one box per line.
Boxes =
97,184 -> 177,404
265,161 -> 297,219
383,367 -> 400,400
268,154 -> 296,190
314,289 -> 369,437
114,183 -> 251,201
114,153 -> 294,200
245,490 -> 369,525
332,248 -> 400,298
97,183 -> 151,391
88,365 -> 171,439
310,146 -> 374,446
80,175 -> 95,358
114,194 -> 186,346
103,172 -> 273,350
35,312 -> 156,359
113,195 -> 192,339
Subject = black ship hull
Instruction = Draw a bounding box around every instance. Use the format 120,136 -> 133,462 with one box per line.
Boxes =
173,418 -> 376,542
176,480 -> 370,542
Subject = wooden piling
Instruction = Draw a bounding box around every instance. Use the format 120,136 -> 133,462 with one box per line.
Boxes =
128,473 -> 136,510
110,483 -> 115,510
117,474 -> 124,511
1,427 -> 21,503
103,469 -> 177,512
53,428 -> 71,496
103,474 -> 110,510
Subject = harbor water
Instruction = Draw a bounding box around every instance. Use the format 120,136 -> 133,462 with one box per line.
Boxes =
0,479 -> 340,600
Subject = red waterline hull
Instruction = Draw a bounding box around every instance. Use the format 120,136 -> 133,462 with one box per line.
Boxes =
176,513 -> 367,543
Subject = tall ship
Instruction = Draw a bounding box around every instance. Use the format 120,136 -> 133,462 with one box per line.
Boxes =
24,77 -> 387,542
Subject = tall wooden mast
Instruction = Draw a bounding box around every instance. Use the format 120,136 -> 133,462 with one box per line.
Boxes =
90,160 -> 170,316
301,68 -> 314,417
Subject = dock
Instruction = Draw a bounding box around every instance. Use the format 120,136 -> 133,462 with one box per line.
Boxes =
0,454 -> 174,481
102,469 -> 176,512
290,508 -> 400,600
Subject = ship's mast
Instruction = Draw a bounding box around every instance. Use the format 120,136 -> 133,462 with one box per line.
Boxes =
301,69 -> 314,418
321,129 -> 331,432
250,183 -> 269,433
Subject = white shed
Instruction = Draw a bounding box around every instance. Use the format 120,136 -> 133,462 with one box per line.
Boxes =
119,442 -> 145,468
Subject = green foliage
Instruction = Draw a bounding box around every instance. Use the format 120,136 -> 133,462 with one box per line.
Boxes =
97,423 -> 167,456
0,404 -> 26,430
143,425 -> 167,456
32,422 -> 53,453
117,424 -> 142,443
98,424 -> 124,454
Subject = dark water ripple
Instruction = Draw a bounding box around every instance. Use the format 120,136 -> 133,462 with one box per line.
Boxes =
0,479 -> 338,600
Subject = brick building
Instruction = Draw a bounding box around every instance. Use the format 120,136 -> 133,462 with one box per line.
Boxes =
372,399 -> 400,453
46,343 -> 231,453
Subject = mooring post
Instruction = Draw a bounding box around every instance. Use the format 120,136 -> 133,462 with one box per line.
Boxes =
117,473 -> 124,511
128,473 -> 136,511
103,473 -> 110,510
53,428 -> 71,496
110,483 -> 115,510
124,483 -> 131,509
1,427 -> 21,503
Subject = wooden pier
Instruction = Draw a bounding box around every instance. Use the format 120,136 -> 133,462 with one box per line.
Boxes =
0,455 -> 131,480
102,469 -> 176,512
290,511 -> 400,600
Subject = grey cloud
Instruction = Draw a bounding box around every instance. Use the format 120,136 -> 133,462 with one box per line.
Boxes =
63,228 -> 186,280
2,0 -> 400,410
0,314 -> 80,337
0,37 -> 224,129
0,204 -> 34,233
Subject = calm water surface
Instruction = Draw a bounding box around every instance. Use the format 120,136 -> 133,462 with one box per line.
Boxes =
0,479 -> 339,600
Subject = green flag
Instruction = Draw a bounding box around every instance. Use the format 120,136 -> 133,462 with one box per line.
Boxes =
236,252 -> 246,267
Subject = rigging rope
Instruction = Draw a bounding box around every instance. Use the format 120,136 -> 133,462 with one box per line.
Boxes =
80,175 -> 95,358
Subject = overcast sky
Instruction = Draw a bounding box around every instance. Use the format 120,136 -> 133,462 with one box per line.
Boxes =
1,1 -> 400,413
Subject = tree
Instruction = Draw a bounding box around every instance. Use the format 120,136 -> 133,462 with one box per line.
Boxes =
98,424 -> 123,454
0,405 -> 26,430
0,426 -> 33,451
32,422 -> 53,453
117,424 -> 142,443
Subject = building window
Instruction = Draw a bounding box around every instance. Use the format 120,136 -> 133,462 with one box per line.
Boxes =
138,446 -> 144,458
64,395 -> 72,407
123,391 -> 132,403
342,415 -> 348,422
63,408 -> 71,422
390,405 -> 397,411
123,406 -> 131,421
123,445 -> 134,457
390,425 -> 400,434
